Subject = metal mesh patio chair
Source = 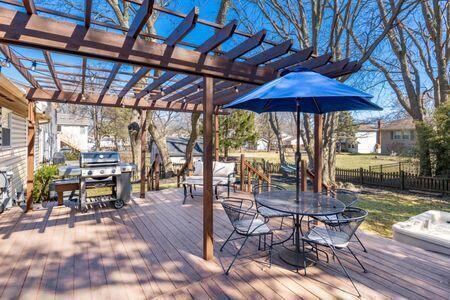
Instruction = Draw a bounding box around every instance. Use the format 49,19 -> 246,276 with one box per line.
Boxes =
220,197 -> 273,275
303,207 -> 368,297
314,189 -> 367,252
252,183 -> 293,229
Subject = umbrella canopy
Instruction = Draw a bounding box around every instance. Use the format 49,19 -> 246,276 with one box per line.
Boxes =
224,68 -> 382,113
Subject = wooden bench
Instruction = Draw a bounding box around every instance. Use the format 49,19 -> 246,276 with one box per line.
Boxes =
53,179 -> 79,206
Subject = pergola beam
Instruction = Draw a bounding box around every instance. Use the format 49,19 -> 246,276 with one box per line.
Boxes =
223,30 -> 266,60
100,63 -> 122,97
0,44 -> 40,88
25,88 -> 214,113
127,0 -> 155,39
84,0 -> 92,28
266,47 -> 314,70
246,40 -> 292,65
118,67 -> 149,98
42,51 -> 63,91
81,57 -> 87,95
165,7 -> 198,46
0,7 -> 275,84
22,0 -> 36,14
136,19 -> 240,100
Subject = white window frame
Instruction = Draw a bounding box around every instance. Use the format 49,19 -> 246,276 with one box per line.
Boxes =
1,107 -> 12,148
393,130 -> 402,140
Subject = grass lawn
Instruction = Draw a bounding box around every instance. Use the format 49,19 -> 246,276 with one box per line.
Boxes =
228,151 -> 410,169
357,190 -> 450,237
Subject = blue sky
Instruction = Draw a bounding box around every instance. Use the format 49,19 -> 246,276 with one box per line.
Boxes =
0,0 -> 394,122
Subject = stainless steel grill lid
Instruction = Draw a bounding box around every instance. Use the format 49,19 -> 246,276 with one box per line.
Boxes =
80,151 -> 120,167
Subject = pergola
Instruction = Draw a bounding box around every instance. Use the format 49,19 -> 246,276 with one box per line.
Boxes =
0,0 -> 361,260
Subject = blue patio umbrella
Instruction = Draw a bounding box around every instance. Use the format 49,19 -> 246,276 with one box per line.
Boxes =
224,67 -> 382,200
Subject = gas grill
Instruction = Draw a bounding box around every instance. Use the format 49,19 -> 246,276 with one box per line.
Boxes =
78,151 -> 135,212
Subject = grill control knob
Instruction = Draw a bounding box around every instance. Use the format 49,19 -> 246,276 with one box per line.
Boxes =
112,169 -> 116,174
87,170 -> 93,176
100,170 -> 105,175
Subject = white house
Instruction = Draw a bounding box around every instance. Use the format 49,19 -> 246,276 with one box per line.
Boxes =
56,113 -> 89,152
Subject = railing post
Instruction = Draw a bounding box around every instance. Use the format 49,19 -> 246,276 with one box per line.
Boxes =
240,154 -> 245,191
268,174 -> 271,191
247,170 -> 252,193
301,159 -> 307,191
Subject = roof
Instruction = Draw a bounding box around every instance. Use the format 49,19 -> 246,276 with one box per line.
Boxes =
358,118 -> 416,132
381,118 -> 415,131
57,113 -> 89,126
0,74 -> 28,118
164,137 -> 203,157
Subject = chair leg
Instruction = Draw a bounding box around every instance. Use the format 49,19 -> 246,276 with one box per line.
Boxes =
354,233 -> 367,253
347,246 -> 367,273
330,247 -> 361,297
220,229 -> 236,252
225,235 -> 250,275
268,233 -> 274,268
301,239 -> 307,275
280,217 -> 284,230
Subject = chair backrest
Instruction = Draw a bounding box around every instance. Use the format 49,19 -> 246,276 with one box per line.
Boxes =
334,188 -> 359,207
221,198 -> 258,234
252,183 -> 285,197
324,207 -> 367,245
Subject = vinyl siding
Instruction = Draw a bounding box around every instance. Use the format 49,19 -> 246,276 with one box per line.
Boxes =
0,113 -> 27,194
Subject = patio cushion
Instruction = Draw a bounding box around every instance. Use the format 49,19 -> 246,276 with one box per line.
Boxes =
213,162 -> 235,177
305,227 -> 349,248
193,161 -> 203,176
258,206 -> 291,218
234,219 -> 271,235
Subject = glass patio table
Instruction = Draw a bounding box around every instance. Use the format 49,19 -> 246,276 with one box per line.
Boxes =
256,190 -> 345,268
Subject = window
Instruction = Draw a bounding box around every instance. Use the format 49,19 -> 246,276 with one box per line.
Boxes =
402,131 -> 411,140
1,107 -> 11,147
392,130 -> 402,140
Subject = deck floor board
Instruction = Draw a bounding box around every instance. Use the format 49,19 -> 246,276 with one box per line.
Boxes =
0,188 -> 448,299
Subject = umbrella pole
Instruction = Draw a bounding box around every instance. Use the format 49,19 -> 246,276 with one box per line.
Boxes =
296,100 -> 301,202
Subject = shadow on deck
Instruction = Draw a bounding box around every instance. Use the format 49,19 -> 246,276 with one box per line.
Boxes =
0,188 -> 449,299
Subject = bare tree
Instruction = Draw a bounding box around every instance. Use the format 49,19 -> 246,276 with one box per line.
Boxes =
235,0 -> 406,183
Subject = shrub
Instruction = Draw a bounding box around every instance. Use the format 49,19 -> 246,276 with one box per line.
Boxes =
64,150 -> 80,161
32,164 -> 59,203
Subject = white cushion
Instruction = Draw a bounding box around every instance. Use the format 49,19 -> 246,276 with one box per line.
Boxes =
234,219 -> 271,235
193,160 -> 203,176
213,162 -> 235,177
305,227 -> 349,248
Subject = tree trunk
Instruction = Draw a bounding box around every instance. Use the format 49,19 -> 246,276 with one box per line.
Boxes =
415,122 -> 433,176
147,110 -> 174,178
177,112 -> 200,175
269,112 -> 286,165
128,109 -> 141,171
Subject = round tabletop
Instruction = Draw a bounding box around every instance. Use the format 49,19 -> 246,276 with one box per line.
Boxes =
255,190 -> 345,216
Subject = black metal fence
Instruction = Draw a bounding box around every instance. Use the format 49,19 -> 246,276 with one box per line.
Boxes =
336,168 -> 450,194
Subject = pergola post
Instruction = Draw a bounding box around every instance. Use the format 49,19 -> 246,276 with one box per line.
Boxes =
202,76 -> 214,260
26,101 -> 36,212
313,114 -> 323,193
140,110 -> 148,198
214,114 -> 219,161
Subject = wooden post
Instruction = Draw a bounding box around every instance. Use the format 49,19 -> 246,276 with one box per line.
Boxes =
214,114 -> 219,161
240,154 -> 245,191
301,159 -> 307,191
26,101 -> 36,212
360,167 -> 364,185
202,76 -> 214,261
400,170 -> 405,190
140,110 -> 147,198
313,114 -> 323,193
155,161 -> 160,190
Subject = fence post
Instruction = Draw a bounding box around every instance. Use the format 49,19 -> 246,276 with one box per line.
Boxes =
240,154 -> 245,191
360,168 -> 364,185
400,170 -> 405,190
399,162 -> 402,173
155,162 -> 160,190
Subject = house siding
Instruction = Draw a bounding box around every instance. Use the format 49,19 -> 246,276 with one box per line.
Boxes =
380,130 -> 416,155
0,112 -> 27,195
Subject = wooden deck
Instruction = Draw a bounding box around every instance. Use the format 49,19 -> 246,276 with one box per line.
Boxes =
0,188 -> 449,299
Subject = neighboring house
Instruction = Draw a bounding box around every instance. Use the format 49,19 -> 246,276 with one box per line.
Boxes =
349,118 -> 416,155
56,113 -> 89,152
256,138 -> 269,151
150,137 -> 203,165
380,118 -> 416,155
35,101 -> 58,164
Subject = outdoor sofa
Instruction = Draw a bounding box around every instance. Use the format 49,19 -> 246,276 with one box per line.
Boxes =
182,161 -> 236,201
392,210 -> 450,256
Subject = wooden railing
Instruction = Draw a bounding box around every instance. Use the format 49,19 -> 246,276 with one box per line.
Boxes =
239,154 -> 271,193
